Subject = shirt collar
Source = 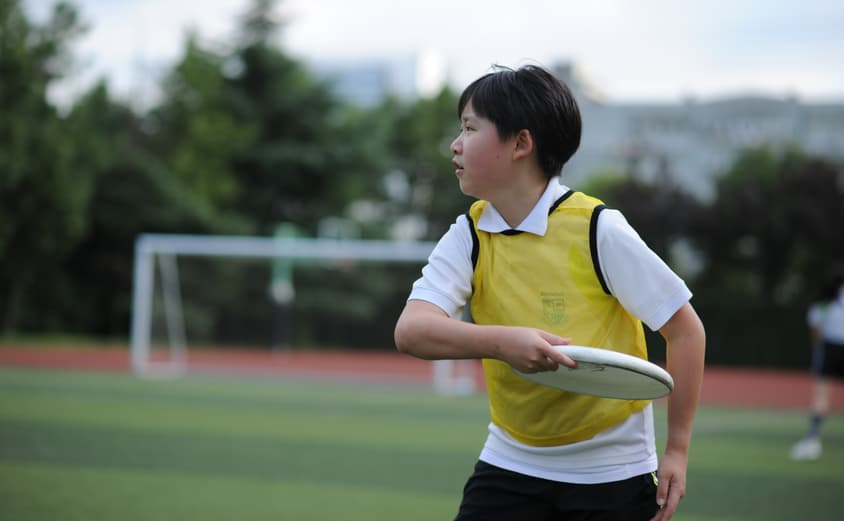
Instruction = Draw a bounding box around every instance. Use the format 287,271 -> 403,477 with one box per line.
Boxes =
477,177 -> 571,236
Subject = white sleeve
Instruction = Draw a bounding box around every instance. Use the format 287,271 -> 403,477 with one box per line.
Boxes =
597,209 -> 692,332
407,215 -> 475,318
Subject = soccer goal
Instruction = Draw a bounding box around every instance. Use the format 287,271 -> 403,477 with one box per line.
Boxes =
129,232 -> 477,393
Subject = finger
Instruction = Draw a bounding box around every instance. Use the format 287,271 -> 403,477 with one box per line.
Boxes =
557,353 -> 576,368
532,351 -> 564,372
543,349 -> 576,368
662,480 -> 684,520
659,499 -> 678,521
540,332 -> 572,346
649,487 -> 669,521
655,473 -> 670,509
656,471 -> 671,508
520,360 -> 540,373
536,332 -> 575,368
539,355 -> 560,371
530,354 -> 560,372
654,478 -> 682,521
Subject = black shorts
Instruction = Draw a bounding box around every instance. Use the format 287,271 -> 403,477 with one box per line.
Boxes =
454,460 -> 659,521
819,341 -> 844,379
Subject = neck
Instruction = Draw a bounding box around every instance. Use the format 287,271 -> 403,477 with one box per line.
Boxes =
490,176 -> 550,228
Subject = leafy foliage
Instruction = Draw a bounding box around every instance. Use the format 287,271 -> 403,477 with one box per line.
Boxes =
373,89 -> 473,239
582,175 -> 702,262
694,146 -> 844,304
690,147 -> 843,367
0,0 -> 87,331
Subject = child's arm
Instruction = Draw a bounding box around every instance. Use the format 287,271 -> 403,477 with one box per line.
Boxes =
651,302 -> 706,521
394,300 -> 575,373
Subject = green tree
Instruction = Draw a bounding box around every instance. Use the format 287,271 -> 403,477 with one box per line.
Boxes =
689,146 -> 844,367
0,0 -> 87,332
694,146 -> 844,303
150,35 -> 256,214
225,0 -> 380,235
581,173 -> 701,261
374,87 -> 471,240
52,82 -> 235,336
124,0 -> 396,347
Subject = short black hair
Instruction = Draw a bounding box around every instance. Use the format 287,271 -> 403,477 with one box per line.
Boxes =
457,64 -> 582,178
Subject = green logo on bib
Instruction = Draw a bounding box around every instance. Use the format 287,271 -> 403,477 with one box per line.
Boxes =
541,294 -> 566,325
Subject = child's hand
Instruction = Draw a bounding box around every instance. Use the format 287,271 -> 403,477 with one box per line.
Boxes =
494,327 -> 575,372
649,449 -> 688,521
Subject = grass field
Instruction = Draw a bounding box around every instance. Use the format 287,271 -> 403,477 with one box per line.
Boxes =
1,367 -> 842,521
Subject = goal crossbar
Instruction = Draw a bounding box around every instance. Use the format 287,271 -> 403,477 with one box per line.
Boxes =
130,233 -> 436,377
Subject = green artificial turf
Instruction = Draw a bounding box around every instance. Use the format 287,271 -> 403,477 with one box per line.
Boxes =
0,368 -> 841,520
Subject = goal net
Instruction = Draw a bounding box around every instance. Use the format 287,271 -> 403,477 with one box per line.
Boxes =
130,233 -> 479,394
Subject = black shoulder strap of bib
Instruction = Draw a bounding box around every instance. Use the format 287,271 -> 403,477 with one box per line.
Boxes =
590,204 -> 612,295
465,212 -> 480,269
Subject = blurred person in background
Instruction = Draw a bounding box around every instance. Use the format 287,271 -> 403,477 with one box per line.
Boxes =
791,270 -> 844,461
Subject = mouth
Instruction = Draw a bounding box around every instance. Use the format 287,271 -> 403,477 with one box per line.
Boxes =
452,159 -> 464,176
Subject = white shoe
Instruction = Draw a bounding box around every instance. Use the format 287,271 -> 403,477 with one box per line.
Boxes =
790,437 -> 822,461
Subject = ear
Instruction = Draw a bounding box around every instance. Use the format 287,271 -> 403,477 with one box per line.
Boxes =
512,129 -> 534,160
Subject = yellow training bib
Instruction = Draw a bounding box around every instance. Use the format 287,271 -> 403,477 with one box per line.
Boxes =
469,191 -> 650,446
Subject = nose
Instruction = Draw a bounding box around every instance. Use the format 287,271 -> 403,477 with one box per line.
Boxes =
450,133 -> 462,154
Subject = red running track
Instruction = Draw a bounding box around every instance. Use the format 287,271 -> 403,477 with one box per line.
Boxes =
1,346 -> 842,411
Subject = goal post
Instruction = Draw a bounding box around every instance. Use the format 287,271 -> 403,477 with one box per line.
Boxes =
129,233 -> 477,393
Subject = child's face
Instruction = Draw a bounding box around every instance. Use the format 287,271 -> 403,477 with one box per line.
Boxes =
451,101 -> 516,199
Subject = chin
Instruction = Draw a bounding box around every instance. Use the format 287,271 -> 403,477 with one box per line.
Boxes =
457,178 -> 474,197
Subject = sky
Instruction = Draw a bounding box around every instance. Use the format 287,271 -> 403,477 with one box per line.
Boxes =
25,0 -> 844,107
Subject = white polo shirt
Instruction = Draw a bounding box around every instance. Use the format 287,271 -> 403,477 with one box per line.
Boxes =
822,293 -> 844,344
408,177 -> 692,484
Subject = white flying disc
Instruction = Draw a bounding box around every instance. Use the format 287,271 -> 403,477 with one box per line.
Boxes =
514,345 -> 673,400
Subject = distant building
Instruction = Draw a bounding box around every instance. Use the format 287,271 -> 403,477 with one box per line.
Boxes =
553,63 -> 844,200
310,52 -> 446,107
312,58 -> 844,201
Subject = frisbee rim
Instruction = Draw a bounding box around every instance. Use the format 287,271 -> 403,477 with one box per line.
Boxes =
513,344 -> 674,399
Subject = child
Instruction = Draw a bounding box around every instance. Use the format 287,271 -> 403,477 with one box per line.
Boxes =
791,271 -> 844,461
394,64 -> 705,521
